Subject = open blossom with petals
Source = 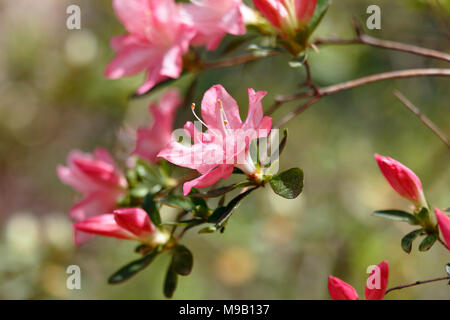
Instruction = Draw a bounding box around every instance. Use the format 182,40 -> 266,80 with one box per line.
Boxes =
435,208 -> 450,250
74,208 -> 169,245
374,154 -> 426,208
181,0 -> 246,51
57,148 -> 127,222
105,0 -> 195,95
158,84 -> 273,195
253,0 -> 316,34
328,261 -> 389,300
133,89 -> 182,163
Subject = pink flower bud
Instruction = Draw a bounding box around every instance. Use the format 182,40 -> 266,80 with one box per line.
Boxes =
364,261 -> 389,300
435,208 -> 450,251
253,0 -> 316,32
328,276 -> 359,300
374,154 -> 425,207
73,208 -> 168,246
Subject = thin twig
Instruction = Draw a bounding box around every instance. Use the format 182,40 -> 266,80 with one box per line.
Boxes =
274,68 -> 450,128
385,275 -> 450,295
203,51 -> 282,69
313,26 -> 450,63
393,90 -> 450,149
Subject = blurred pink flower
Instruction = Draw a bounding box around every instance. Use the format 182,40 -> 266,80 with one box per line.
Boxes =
328,261 -> 389,300
105,0 -> 195,95
181,0 -> 246,50
158,84 -> 272,195
57,148 -> 127,244
374,154 -> 426,207
133,89 -> 182,163
435,208 -> 450,250
74,208 -> 169,245
253,0 -> 316,32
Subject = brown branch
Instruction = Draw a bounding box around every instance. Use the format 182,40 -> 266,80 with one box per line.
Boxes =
385,275 -> 450,295
313,33 -> 450,63
273,68 -> 450,128
393,90 -> 450,149
202,51 -> 281,69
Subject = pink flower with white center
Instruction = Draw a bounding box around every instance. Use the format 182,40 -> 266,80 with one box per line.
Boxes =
374,154 -> 427,208
133,89 -> 182,163
74,208 -> 169,245
105,0 -> 196,95
253,0 -> 316,35
157,85 -> 273,195
328,261 -> 389,300
181,0 -> 246,51
435,208 -> 450,251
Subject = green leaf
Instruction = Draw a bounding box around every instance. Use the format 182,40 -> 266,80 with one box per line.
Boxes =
307,0 -> 331,36
416,207 -> 430,222
198,225 -> 217,234
208,187 -> 258,227
142,193 -> 161,227
189,185 -> 237,198
129,185 -> 150,198
160,195 -> 196,211
419,233 -> 437,252
172,245 -> 193,276
233,167 -> 245,174
373,210 -> 419,225
401,229 -> 423,254
108,250 -> 159,284
269,168 -> 304,199
163,264 -> 178,298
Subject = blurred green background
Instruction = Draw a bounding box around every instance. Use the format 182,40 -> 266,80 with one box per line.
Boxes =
0,0 -> 449,299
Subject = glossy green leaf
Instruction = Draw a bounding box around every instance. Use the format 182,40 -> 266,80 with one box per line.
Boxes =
172,245 -> 193,276
163,264 -> 178,298
269,168 -> 304,199
401,229 -> 423,254
419,233 -> 437,251
307,0 -> 331,36
142,193 -> 161,226
108,250 -> 159,284
416,207 -> 430,222
373,210 -> 419,225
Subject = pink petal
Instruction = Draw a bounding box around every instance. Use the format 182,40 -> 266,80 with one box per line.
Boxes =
295,0 -> 317,24
243,88 -> 267,130
328,276 -> 359,300
73,214 -> 133,240
365,261 -> 389,300
73,230 -> 95,246
136,66 -> 169,95
105,44 -> 156,79
183,165 -> 234,195
114,208 -> 155,237
435,208 -> 450,251
113,0 -> 152,36
69,191 -> 121,221
253,0 -> 286,28
374,154 -> 423,203
201,85 -> 242,131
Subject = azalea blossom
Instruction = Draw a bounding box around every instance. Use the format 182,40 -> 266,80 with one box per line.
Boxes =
57,148 -> 127,244
328,261 -> 389,300
181,0 -> 246,51
105,0 -> 196,95
374,154 -> 426,208
74,208 -> 169,246
133,89 -> 182,163
435,208 -> 450,250
158,84 -> 273,195
252,0 -> 316,35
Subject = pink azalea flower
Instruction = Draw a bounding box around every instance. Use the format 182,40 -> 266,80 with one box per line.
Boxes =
435,208 -> 450,250
74,208 -> 169,245
181,0 -> 246,51
252,0 -> 316,33
158,84 -> 273,195
105,0 -> 196,95
133,89 -> 182,163
57,148 -> 127,244
374,154 -> 426,208
328,261 -> 389,300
